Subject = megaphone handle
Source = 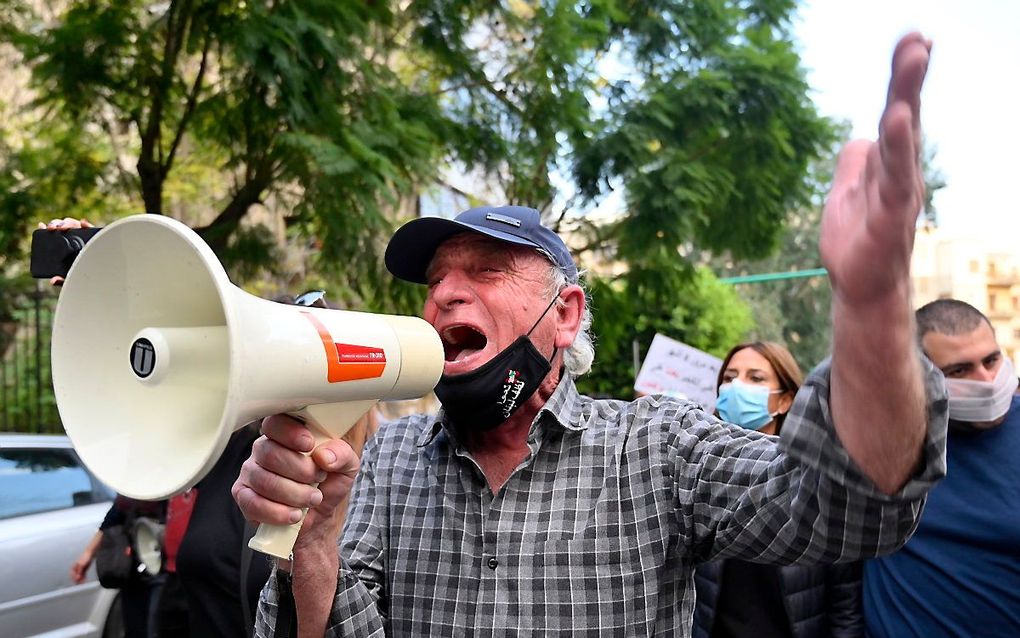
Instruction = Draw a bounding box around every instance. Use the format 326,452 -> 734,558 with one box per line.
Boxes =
247,399 -> 378,560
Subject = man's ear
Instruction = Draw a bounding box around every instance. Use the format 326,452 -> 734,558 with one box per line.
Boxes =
554,285 -> 585,350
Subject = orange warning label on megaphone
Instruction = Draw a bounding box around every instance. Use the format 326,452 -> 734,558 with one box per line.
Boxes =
302,312 -> 387,382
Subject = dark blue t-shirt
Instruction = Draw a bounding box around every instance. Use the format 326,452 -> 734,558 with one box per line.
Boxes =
863,395 -> 1020,637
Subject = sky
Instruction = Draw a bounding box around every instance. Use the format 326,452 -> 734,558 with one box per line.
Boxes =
793,0 -> 1020,246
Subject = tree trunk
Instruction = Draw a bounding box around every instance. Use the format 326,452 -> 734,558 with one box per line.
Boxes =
137,156 -> 163,215
0,320 -> 18,359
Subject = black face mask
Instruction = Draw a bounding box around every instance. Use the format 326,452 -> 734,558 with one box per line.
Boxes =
435,297 -> 558,432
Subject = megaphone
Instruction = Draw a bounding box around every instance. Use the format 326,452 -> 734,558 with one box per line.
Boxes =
52,214 -> 443,558
132,517 -> 164,577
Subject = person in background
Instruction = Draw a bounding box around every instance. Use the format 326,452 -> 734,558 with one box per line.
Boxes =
70,495 -> 166,638
862,299 -> 1020,637
694,341 -> 863,638
155,422 -> 269,638
714,341 -> 802,435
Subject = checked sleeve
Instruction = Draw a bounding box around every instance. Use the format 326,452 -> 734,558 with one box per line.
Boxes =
676,355 -> 948,567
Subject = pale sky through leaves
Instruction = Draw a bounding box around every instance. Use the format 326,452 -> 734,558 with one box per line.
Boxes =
794,0 -> 1020,246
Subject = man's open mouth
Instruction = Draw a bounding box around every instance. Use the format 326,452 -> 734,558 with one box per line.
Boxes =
441,325 -> 488,362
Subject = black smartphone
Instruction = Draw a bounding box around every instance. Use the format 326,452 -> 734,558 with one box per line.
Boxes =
30,227 -> 103,279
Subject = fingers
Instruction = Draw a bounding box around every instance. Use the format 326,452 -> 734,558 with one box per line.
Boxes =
310,440 -> 360,513
70,558 -> 89,584
244,437 -> 323,503
829,139 -> 870,200
232,479 -> 308,525
877,101 -> 921,213
262,414 -> 318,453
311,439 -> 360,479
41,217 -> 91,230
876,33 -> 930,216
886,33 -> 931,150
232,416 -> 360,526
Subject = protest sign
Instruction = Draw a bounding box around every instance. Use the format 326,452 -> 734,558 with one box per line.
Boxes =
634,334 -> 722,413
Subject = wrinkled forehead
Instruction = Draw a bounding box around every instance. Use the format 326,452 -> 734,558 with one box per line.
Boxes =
426,232 -> 549,277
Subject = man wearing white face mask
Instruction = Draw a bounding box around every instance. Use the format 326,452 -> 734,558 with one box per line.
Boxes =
862,299 -> 1020,637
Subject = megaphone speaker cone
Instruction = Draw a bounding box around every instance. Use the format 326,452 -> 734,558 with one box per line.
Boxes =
53,215 -> 236,500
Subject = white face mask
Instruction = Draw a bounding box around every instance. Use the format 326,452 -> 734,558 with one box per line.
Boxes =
945,358 -> 1018,426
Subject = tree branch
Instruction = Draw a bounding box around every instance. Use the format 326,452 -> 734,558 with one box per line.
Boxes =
436,177 -> 477,201
374,1 -> 415,65
137,0 -> 194,212
98,111 -> 139,190
194,159 -> 275,252
164,30 -> 211,172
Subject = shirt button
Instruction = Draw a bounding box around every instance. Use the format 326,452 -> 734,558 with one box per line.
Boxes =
487,557 -> 498,570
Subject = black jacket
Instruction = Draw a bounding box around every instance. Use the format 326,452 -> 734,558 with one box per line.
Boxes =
693,559 -> 863,638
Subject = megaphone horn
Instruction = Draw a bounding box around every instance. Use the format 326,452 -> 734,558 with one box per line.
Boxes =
52,214 -> 443,559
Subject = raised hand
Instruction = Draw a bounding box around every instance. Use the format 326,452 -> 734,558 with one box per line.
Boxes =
820,33 -> 931,308
821,33 -> 934,495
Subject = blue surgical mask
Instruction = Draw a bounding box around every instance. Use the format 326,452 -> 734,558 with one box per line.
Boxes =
716,380 -> 782,431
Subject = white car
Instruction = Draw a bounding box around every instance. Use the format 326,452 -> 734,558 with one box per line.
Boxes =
0,433 -> 121,638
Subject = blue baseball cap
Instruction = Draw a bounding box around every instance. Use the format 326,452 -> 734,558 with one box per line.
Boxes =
384,206 -> 579,284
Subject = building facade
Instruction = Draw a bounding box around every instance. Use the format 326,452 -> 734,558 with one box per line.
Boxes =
911,225 -> 1020,367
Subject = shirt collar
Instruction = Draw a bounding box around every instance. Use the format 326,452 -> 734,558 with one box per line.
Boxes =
415,374 -> 588,449
538,374 -> 588,433
416,417 -> 444,448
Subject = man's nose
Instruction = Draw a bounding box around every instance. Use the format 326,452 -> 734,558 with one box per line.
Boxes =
973,364 -> 997,383
429,271 -> 472,308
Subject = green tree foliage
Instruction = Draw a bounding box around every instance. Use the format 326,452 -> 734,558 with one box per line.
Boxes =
2,0 -> 457,309
704,136 -> 947,374
566,0 -> 835,396
580,267 -> 753,398
716,205 -> 834,372
573,3 -> 834,263
2,0 -> 836,397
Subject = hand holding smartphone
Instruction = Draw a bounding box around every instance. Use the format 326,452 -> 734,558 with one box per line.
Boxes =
30,218 -> 101,282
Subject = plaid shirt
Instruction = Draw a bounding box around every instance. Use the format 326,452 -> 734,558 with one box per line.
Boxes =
256,358 -> 948,637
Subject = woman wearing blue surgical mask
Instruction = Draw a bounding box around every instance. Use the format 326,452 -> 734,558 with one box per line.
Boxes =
694,342 -> 864,638
713,342 -> 801,435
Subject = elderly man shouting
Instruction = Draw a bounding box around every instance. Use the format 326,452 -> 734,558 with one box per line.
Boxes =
233,33 -> 946,638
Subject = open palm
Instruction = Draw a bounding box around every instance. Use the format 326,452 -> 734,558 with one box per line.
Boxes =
820,34 -> 930,308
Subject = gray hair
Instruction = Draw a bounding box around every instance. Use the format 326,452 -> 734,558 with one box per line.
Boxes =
545,265 -> 595,377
